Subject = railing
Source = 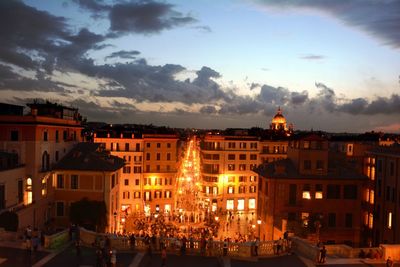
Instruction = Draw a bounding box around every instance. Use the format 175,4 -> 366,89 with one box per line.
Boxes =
44,229 -> 69,249
78,227 -> 276,257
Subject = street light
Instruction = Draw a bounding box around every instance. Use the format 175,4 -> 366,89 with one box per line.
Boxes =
215,216 -> 219,222
257,219 -> 261,238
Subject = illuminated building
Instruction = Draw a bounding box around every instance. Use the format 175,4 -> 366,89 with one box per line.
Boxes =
51,143 -> 124,232
365,145 -> 400,245
94,128 -> 179,224
256,134 -> 370,246
0,102 -> 83,228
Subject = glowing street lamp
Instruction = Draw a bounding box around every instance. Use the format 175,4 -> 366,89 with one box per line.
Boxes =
257,219 -> 261,238
215,216 -> 219,222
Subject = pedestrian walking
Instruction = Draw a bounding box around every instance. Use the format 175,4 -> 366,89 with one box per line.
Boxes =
319,245 -> 327,263
386,257 -> 394,267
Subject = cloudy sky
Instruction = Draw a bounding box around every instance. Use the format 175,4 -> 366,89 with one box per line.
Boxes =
1,0 -> 400,132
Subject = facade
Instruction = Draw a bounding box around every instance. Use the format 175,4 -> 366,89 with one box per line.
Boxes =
199,135 -> 260,220
93,129 -> 179,227
365,145 -> 400,246
0,102 -> 83,229
256,134 -> 371,246
51,143 -> 124,232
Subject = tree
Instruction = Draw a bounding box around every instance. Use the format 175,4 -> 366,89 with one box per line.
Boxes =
0,211 -> 19,231
69,198 -> 107,232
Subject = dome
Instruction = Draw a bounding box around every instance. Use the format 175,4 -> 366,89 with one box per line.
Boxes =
270,107 -> 287,131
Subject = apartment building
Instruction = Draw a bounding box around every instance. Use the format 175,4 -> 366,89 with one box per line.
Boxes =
0,102 -> 83,229
256,134 -> 371,246
51,143 -> 124,232
365,145 -> 400,245
94,128 -> 179,223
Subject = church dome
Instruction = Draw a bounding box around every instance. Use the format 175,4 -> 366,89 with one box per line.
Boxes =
270,107 -> 287,131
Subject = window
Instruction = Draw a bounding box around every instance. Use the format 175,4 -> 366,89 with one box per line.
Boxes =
226,199 -> 234,210
42,151 -> 50,171
316,160 -> 324,170
123,166 -> 131,173
124,179 -> 129,186
249,185 -> 256,193
328,213 -> 336,227
388,212 -> 392,229
111,174 -> 116,188
63,130 -> 67,141
237,199 -> 244,210
26,178 -> 32,204
57,174 -> 64,189
156,153 -> 160,160
239,176 -> 246,182
250,175 -> 257,182
144,191 -> 151,201
345,213 -> 353,228
239,154 -> 246,160
125,143 -> 129,151
146,153 -> 150,161
44,131 -> 48,141
250,164 -> 257,170
315,184 -> 323,199
11,130 -> 18,141
250,142 -> 257,149
250,154 -> 257,160
165,191 -> 172,198
135,179 -> 140,186
157,143 -> 161,148
167,143 -> 171,148
136,143 -> 140,151
301,212 -> 309,227
228,142 -> 235,149
56,202 -> 64,217
144,178 -> 151,186
377,160 -> 382,173
368,213 -> 373,229
167,153 -> 171,160
154,191 -> 161,199
123,191 -> 130,199
239,142 -> 247,149
228,164 -> 235,171
327,185 -> 340,199
302,184 -> 311,199
18,179 -> 23,203
303,141 -> 310,149
289,184 -> 297,205
228,154 -> 235,160
344,185 -> 357,199
134,192 -> 141,199
239,186 -> 246,194
228,176 -> 235,182
249,198 -> 256,209
71,175 -> 78,189
134,166 -> 142,173
228,186 -> 234,194
239,164 -> 246,171
146,143 -> 150,148
55,130 -> 59,142
55,151 -> 59,162
303,160 -> 311,170
156,165 -> 160,171
146,165 -> 150,172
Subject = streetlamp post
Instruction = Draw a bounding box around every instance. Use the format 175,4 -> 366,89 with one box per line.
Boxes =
257,219 -> 261,238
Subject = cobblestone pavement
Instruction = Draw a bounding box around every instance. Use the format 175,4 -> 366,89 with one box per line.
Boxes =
42,245 -> 135,267
0,246 -> 48,267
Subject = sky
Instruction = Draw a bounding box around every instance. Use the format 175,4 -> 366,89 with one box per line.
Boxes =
0,0 -> 399,132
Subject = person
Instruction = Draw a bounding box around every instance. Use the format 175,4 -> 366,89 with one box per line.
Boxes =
223,239 -> 228,256
129,234 -> 136,251
386,257 -> 394,267
277,238 -> 283,255
254,238 -> 259,256
319,246 -> 327,263
161,246 -> 167,267
110,249 -> 117,267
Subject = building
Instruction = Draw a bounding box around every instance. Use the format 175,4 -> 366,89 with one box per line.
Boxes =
93,127 -> 179,227
199,134 -> 260,221
0,102 -> 83,229
51,143 -> 124,232
365,145 -> 400,246
255,134 -> 371,246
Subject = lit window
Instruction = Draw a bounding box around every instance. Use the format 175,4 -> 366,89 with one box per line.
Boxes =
237,199 -> 244,210
249,198 -> 256,209
26,178 -> 33,204
302,191 -> 311,199
388,212 -> 392,229
315,192 -> 323,199
226,199 -> 234,210
41,178 -> 47,196
369,190 -> 374,204
301,212 -> 309,227
368,213 -> 373,229
228,186 -> 234,194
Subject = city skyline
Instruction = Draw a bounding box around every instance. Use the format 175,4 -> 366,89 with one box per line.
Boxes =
0,0 -> 399,132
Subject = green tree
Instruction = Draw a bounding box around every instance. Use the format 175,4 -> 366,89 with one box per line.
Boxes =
0,211 -> 19,231
69,198 -> 107,232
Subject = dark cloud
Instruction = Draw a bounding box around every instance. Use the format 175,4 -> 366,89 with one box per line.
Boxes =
291,91 -> 308,105
199,105 -> 218,114
250,83 -> 261,90
257,84 -> 289,104
72,0 -> 109,13
105,50 -> 141,60
299,54 -> 325,60
193,26 -> 212,33
109,1 -> 196,34
256,0 -> 400,48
